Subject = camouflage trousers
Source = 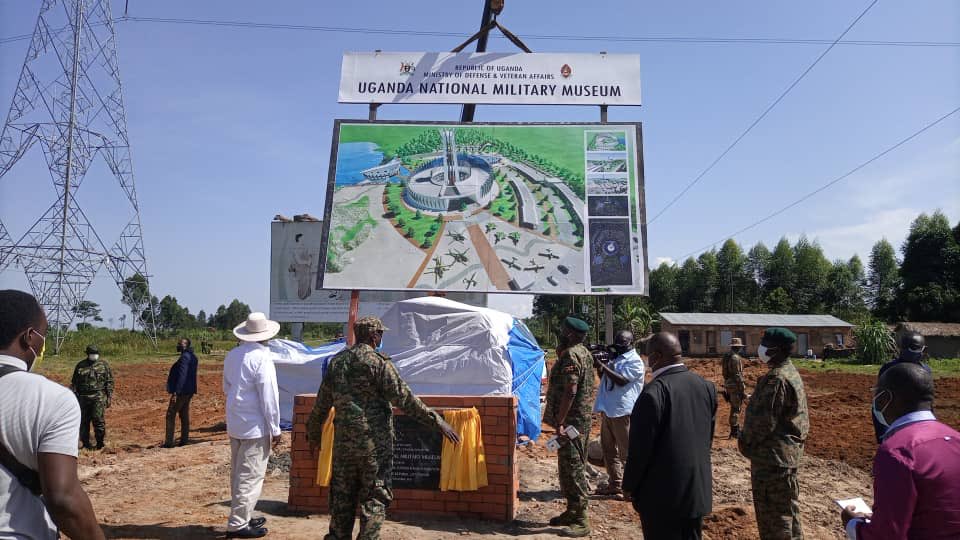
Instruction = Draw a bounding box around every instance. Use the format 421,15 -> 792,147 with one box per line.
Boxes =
557,429 -> 590,514
325,449 -> 392,540
725,381 -> 745,430
77,394 -> 107,447
751,464 -> 803,540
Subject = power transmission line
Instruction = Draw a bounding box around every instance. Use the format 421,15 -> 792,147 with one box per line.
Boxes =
646,0 -> 879,226
3,14 -> 959,48
674,105 -> 960,262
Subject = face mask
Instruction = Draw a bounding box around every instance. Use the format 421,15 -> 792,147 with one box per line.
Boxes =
88,354 -> 99,361
28,329 -> 46,371
758,345 -> 772,363
872,390 -> 892,432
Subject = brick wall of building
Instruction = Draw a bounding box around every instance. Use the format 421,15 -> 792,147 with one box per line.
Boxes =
288,394 -> 519,521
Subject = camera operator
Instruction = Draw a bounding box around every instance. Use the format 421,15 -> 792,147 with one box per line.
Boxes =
592,329 -> 645,499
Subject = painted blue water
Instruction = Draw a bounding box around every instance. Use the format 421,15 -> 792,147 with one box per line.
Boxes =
335,142 -> 407,185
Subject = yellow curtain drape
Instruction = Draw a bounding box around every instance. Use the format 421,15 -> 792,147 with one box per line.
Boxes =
314,408 -> 335,487
440,407 -> 488,491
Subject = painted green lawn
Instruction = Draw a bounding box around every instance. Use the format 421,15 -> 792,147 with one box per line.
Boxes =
339,123 -> 587,176
385,183 -> 442,248
338,124 -> 435,157
490,173 -> 518,223
334,196 -> 377,246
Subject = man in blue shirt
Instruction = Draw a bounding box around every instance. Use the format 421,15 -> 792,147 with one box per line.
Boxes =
593,329 -> 645,498
165,337 -> 198,448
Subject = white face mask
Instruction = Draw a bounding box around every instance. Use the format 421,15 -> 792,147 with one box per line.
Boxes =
872,390 -> 892,432
757,345 -> 772,363
88,354 -> 99,361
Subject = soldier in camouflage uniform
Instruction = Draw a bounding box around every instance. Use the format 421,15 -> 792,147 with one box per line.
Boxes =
543,316 -> 595,538
71,344 -> 114,450
306,316 -> 460,540
738,328 -> 809,540
722,337 -> 747,439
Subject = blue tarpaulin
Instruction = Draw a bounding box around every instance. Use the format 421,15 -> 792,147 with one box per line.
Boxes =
507,321 -> 545,440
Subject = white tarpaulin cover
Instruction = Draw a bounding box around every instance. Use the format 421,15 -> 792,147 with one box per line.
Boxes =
379,297 -> 516,396
268,339 -> 346,425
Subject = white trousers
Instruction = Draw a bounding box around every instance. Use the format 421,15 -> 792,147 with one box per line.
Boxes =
228,436 -> 271,531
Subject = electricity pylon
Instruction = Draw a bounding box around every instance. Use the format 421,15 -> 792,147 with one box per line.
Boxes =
0,0 -> 157,353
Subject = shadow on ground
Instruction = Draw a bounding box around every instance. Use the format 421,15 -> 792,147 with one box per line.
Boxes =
207,499 -> 308,518
102,523 -> 220,538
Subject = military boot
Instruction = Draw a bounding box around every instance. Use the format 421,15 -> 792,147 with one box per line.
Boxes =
729,425 -> 740,439
548,510 -> 576,526
561,514 -> 591,538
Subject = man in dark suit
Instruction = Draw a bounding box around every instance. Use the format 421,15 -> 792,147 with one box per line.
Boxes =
164,337 -> 198,448
623,332 -> 717,540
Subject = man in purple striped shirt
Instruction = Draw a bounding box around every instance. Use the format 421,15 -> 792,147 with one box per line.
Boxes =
841,362 -> 960,539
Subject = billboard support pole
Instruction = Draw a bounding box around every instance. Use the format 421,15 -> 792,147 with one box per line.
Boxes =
347,289 -> 360,346
600,98 -> 615,345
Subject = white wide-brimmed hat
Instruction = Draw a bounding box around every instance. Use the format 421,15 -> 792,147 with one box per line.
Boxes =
233,312 -> 280,342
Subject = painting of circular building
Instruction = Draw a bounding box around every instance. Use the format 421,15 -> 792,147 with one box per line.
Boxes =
403,129 -> 496,213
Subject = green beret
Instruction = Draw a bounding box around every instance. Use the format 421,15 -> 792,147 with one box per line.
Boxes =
85,344 -> 99,354
763,327 -> 797,345
564,316 -> 589,333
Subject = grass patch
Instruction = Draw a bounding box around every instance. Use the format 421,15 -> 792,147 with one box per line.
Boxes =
338,124 -> 436,157
385,183 -> 442,248
490,172 -> 517,223
796,358 -> 960,377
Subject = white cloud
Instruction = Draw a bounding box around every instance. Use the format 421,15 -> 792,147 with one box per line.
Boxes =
654,256 -> 675,267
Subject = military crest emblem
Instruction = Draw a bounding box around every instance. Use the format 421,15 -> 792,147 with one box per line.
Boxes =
560,64 -> 572,78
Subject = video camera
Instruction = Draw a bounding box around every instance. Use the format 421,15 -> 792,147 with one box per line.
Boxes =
588,343 -> 617,365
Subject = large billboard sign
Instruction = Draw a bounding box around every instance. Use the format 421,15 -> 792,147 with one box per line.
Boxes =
339,52 -> 641,106
318,121 -> 648,295
270,221 -> 486,322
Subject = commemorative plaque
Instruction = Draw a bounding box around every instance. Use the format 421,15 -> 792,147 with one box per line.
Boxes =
392,415 -> 442,489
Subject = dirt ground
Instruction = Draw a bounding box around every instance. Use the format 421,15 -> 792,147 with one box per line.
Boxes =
44,357 -> 960,539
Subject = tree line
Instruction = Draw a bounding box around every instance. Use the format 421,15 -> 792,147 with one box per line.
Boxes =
648,210 -> 959,322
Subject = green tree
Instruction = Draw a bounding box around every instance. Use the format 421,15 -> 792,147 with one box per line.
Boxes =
867,239 -> 900,320
676,257 -> 701,312
615,297 -> 658,336
157,295 -> 196,331
897,211 -> 960,321
196,310 -> 207,327
695,250 -> 720,312
649,262 -> 680,312
793,236 -> 831,313
764,287 -> 793,313
71,300 -> 103,325
765,238 -> 796,297
824,258 -> 868,322
120,273 -> 151,329
716,239 -> 752,312
211,300 -> 251,330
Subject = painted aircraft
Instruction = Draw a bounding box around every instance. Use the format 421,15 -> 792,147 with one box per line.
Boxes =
446,230 -> 466,243
538,248 -> 560,260
524,259 -> 545,273
508,232 -> 521,246
424,257 -> 452,283
494,232 -> 506,244
501,256 -> 522,270
485,222 -> 497,234
446,248 -> 469,266
463,273 -> 478,290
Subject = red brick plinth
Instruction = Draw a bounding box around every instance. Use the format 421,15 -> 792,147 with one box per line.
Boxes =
288,394 -> 519,521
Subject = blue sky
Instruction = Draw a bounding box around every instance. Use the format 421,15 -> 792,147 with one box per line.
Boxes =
1,0 -> 958,325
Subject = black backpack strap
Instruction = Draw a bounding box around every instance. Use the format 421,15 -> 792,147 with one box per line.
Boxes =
0,364 -> 44,496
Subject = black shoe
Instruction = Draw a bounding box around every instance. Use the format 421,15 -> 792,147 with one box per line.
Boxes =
95,443 -> 104,450
249,517 -> 266,528
226,525 -> 267,538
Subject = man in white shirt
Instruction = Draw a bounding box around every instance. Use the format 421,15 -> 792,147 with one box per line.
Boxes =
223,312 -> 283,539
0,289 -> 104,539
592,330 -> 645,499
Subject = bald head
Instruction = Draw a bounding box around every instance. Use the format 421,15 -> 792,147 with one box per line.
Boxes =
879,362 -> 934,411
647,332 -> 682,372
614,330 -> 634,348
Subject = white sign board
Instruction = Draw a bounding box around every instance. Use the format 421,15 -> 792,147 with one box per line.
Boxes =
339,52 -> 641,106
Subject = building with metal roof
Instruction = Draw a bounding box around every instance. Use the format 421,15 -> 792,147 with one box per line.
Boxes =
659,312 -> 854,357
